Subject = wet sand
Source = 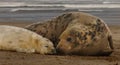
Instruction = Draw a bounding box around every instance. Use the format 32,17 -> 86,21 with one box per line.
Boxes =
0,22 -> 120,65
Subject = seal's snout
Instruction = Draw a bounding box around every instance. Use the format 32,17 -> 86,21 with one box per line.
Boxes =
48,49 -> 56,55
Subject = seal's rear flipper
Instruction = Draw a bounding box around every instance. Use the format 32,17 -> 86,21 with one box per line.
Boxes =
100,36 -> 114,56
108,35 -> 114,49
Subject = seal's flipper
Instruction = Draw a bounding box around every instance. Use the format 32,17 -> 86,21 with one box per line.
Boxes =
108,35 -> 114,49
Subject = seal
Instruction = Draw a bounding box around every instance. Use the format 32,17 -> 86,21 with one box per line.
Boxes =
26,12 -> 113,56
0,25 -> 56,54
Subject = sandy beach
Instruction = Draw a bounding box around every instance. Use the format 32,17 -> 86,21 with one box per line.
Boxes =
0,22 -> 119,65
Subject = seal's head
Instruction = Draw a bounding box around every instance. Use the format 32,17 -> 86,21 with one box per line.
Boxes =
56,25 -> 113,56
32,34 -> 56,54
56,25 -> 89,55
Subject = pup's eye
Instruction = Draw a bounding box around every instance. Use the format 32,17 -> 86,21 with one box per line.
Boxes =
66,37 -> 72,42
45,46 -> 48,47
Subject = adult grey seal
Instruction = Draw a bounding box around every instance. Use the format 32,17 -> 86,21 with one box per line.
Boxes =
26,12 -> 113,56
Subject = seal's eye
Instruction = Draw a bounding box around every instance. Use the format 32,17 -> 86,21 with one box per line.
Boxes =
66,37 -> 72,42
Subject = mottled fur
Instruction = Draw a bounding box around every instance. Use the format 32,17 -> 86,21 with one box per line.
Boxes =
26,12 -> 113,56
57,24 -> 113,55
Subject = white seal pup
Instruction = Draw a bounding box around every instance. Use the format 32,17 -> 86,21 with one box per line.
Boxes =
0,25 -> 56,54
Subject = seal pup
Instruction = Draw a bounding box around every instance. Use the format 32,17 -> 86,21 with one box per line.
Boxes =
0,25 -> 56,54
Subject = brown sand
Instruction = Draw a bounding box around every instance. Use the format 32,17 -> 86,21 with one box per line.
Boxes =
0,22 -> 120,65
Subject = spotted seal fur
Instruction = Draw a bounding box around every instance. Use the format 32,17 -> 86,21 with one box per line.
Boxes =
25,12 -> 113,56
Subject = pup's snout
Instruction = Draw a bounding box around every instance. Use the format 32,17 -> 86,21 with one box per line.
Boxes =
51,49 -> 56,54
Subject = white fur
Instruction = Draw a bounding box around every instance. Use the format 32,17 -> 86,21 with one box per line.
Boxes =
0,25 -> 55,54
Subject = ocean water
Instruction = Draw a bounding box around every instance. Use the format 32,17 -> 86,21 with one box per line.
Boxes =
0,0 -> 120,24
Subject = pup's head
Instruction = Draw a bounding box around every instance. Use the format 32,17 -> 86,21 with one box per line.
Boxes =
56,25 -> 96,55
33,34 -> 56,54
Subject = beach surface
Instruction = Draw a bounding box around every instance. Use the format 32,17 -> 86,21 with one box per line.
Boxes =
0,22 -> 119,65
